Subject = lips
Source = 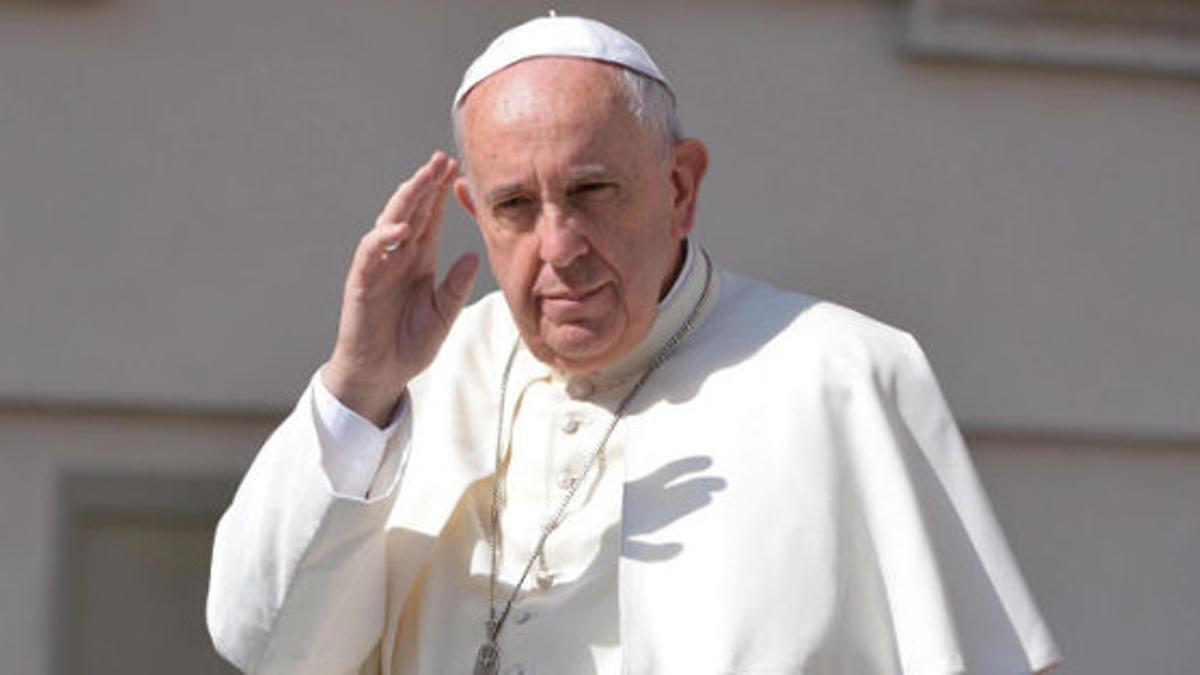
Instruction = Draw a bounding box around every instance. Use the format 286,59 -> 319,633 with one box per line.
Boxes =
542,284 -> 603,302
539,283 -> 610,316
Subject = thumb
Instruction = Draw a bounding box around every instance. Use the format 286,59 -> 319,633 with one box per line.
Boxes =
433,253 -> 480,325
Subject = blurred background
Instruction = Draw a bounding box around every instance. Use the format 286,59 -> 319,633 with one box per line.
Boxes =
1,0 -> 1197,672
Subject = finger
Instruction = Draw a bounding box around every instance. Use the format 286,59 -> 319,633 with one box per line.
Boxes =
355,223 -> 409,276
385,151 -> 446,224
379,222 -> 413,254
377,151 -> 449,227
415,158 -> 458,247
431,253 -> 480,326
405,155 -> 456,243
378,155 -> 454,268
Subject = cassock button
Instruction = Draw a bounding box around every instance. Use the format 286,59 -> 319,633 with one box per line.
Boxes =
561,417 -> 581,434
566,378 -> 594,398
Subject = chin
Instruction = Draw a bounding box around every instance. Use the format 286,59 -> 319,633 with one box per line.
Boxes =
538,322 -> 624,372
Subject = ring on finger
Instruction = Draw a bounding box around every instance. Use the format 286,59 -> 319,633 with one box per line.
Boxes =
383,240 -> 401,253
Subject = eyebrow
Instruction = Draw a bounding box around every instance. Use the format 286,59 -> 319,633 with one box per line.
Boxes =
565,164 -> 615,181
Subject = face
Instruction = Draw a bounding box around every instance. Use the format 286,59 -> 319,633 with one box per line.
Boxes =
455,58 -> 708,373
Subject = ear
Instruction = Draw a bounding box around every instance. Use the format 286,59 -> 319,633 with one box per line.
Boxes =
454,177 -> 477,220
668,138 -> 709,240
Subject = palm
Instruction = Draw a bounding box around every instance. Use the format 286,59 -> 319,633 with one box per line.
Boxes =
325,152 -> 479,425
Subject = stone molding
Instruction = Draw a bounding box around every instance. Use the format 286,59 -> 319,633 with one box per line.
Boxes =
903,0 -> 1200,75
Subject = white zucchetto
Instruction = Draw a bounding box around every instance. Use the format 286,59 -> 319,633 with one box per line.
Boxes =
453,14 -> 674,110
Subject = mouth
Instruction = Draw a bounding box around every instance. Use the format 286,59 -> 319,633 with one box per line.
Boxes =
539,283 -> 610,313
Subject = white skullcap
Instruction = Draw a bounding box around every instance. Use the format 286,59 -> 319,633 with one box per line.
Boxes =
453,14 -> 674,110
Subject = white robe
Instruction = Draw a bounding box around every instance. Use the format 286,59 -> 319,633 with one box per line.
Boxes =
207,257 -> 1061,674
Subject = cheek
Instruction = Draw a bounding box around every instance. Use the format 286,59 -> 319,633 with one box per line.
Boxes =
485,234 -> 540,312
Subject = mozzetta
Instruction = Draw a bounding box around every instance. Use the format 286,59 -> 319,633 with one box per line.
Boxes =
207,242 -> 1060,674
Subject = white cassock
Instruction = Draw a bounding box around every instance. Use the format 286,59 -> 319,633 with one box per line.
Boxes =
207,241 -> 1061,674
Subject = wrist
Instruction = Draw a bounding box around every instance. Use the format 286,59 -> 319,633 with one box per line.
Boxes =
319,362 -> 406,428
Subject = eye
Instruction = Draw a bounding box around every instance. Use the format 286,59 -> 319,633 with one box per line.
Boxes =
493,194 -> 534,213
570,182 -> 616,200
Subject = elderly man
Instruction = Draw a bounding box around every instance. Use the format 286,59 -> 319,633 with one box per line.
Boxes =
207,15 -> 1060,675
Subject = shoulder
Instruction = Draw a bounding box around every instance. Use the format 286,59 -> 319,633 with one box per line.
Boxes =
704,267 -> 924,384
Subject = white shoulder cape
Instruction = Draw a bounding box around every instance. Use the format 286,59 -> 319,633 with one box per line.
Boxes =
208,266 -> 1061,674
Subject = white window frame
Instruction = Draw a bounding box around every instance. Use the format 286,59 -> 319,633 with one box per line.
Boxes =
902,0 -> 1200,76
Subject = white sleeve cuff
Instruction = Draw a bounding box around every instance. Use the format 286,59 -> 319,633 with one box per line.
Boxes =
311,371 -> 407,499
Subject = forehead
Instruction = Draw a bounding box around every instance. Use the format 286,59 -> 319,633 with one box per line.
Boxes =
458,58 -> 651,178
462,56 -> 624,127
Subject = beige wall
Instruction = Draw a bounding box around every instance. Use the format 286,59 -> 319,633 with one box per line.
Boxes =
3,0 -> 1197,434
1,0 -> 1196,672
971,434 -> 1200,674
0,408 -> 264,674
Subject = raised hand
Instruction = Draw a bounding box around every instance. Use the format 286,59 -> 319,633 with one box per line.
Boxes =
322,151 -> 480,427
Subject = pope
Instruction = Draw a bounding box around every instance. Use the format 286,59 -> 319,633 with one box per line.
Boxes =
207,15 -> 1061,675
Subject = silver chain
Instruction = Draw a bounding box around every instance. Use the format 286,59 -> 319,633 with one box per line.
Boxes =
481,250 -> 714,663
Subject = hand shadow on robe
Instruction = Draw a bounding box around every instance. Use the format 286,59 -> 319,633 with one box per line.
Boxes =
480,455 -> 725,675
621,455 -> 726,562
399,455 -> 726,675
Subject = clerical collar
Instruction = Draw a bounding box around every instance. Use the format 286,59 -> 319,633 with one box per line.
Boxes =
528,239 -> 716,395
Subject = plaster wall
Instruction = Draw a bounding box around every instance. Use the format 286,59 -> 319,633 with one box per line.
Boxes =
1,0 -> 1197,434
0,0 -> 1196,672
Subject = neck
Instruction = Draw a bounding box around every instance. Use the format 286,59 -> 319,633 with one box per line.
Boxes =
657,239 -> 689,302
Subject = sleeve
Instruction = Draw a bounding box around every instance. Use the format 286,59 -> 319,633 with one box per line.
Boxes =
206,373 -> 413,674
312,370 -> 406,498
846,333 -> 1062,674
893,335 -> 1062,673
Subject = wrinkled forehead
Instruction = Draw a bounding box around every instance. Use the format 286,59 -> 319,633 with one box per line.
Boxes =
456,59 -> 655,187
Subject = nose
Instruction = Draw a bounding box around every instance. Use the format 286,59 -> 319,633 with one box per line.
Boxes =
536,203 -> 588,268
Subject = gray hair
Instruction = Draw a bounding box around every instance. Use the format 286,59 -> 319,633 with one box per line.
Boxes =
452,63 -> 682,166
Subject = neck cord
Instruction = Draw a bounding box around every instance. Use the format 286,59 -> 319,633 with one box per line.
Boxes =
475,251 -> 713,675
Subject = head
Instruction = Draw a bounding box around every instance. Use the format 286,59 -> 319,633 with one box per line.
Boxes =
453,56 -> 708,373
